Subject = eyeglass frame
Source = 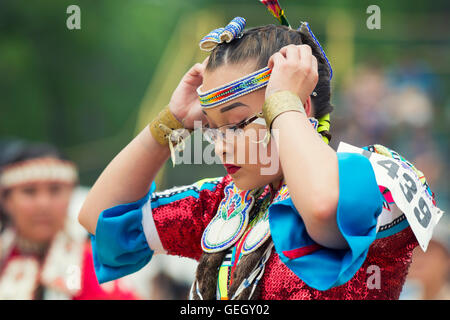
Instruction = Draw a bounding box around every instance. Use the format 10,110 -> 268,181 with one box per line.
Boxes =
201,112 -> 267,144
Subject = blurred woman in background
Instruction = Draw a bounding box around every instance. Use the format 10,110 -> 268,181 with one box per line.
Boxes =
79,1 -> 443,300
0,140 -> 138,299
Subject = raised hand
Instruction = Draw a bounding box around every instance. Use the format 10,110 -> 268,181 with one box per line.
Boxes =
169,58 -> 209,129
266,44 -> 319,105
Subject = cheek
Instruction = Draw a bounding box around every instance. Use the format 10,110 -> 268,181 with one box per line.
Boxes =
47,190 -> 71,219
5,194 -> 39,237
6,193 -> 36,221
52,197 -> 70,218
257,141 -> 281,176
6,190 -> 70,226
240,133 -> 281,174
245,129 -> 279,165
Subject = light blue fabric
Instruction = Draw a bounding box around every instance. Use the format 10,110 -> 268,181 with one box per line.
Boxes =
90,178 -> 222,284
269,152 -> 384,291
90,182 -> 156,283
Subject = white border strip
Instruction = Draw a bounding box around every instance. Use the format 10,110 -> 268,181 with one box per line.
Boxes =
141,199 -> 167,255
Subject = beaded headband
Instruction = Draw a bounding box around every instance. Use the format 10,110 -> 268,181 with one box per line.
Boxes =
197,0 -> 332,144
197,67 -> 272,108
0,158 -> 78,188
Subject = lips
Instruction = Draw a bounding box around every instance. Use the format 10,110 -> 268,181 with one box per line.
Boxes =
223,164 -> 241,174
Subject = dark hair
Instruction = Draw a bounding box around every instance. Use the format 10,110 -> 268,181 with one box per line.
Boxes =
0,141 -> 67,169
206,24 -> 333,142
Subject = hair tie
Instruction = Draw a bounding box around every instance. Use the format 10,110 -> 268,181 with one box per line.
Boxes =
199,17 -> 246,52
317,113 -> 331,144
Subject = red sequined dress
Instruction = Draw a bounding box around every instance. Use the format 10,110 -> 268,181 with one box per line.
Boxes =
90,144 -> 441,300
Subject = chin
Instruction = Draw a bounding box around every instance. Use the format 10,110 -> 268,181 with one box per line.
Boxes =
32,233 -> 54,244
232,179 -> 258,191
231,174 -> 273,191
28,226 -> 59,244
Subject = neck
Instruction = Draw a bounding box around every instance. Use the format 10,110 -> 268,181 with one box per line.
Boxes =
16,234 -> 50,258
269,176 -> 284,193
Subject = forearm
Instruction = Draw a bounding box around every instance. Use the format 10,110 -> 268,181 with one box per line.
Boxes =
271,111 -> 346,248
78,125 -> 170,235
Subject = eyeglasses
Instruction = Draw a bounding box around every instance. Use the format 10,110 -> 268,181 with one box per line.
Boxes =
202,112 -> 267,144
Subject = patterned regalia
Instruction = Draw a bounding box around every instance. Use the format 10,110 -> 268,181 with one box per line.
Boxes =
90,0 -> 444,300
91,142 -> 443,300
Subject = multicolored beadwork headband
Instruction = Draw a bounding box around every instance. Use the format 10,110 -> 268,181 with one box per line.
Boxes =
197,67 -> 272,108
197,0 -> 333,144
197,2 -> 333,107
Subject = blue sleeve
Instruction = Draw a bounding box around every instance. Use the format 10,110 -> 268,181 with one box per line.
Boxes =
90,182 -> 156,284
268,152 -> 384,291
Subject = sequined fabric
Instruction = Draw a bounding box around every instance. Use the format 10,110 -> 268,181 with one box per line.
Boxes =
152,174 -> 418,300
259,227 -> 418,300
152,175 -> 231,261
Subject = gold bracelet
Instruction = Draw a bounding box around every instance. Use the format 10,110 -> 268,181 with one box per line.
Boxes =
149,106 -> 190,147
262,91 -> 306,132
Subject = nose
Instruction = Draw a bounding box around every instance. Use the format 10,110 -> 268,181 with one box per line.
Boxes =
214,138 -> 234,164
36,190 -> 52,211
214,137 -> 226,162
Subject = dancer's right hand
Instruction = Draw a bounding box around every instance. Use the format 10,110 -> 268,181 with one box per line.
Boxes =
169,58 -> 209,129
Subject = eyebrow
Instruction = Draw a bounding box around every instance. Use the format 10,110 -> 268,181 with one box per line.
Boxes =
219,102 -> 249,113
201,102 -> 249,127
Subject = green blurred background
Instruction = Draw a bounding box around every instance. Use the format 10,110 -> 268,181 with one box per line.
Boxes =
0,0 -> 448,210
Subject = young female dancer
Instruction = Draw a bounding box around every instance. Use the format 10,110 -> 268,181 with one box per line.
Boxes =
79,2 -> 442,299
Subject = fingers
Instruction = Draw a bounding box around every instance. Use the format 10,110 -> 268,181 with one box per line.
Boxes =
268,52 -> 285,69
311,55 -> 318,81
184,62 -> 206,86
191,62 -> 205,76
272,44 -> 314,73
298,45 -> 313,75
189,55 -> 210,78
280,44 -> 300,62
201,56 -> 210,67
265,44 -> 319,102
192,56 -> 209,77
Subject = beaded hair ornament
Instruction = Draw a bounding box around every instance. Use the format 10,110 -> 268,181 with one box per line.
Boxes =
197,0 -> 334,144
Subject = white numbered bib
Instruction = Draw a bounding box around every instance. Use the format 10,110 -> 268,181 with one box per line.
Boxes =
337,142 -> 444,252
